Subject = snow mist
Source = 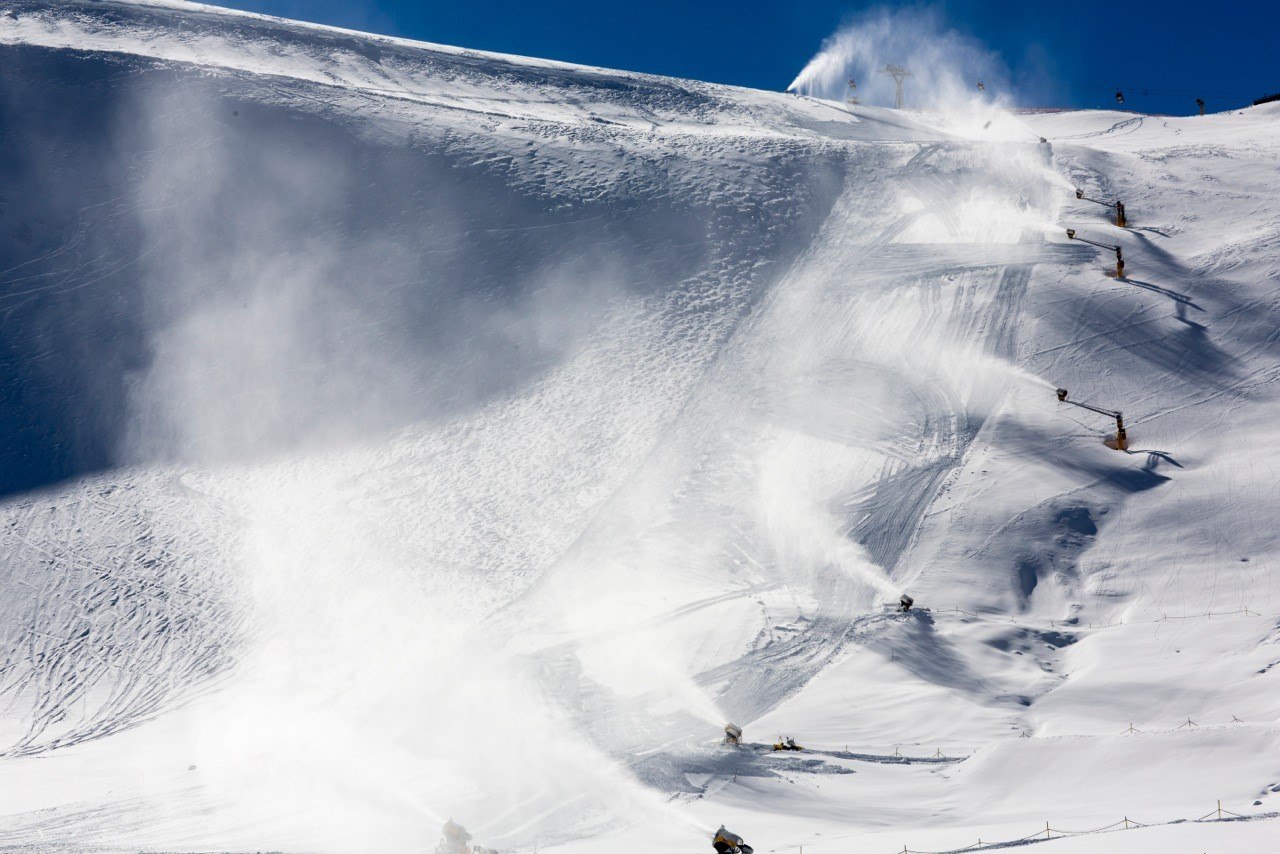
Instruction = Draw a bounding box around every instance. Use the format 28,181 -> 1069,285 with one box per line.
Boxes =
789,6 -> 1010,114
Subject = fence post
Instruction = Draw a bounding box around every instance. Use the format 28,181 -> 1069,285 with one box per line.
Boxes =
1217,799 -> 1223,819
1044,821 -> 1051,839
1123,816 -> 1130,829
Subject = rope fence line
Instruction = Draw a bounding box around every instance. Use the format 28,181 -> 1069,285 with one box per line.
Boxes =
892,802 -> 1279,853
818,704 -> 1278,762
1196,800 -> 1248,821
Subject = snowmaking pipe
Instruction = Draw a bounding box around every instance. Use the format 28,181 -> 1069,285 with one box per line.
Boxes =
1055,388 -> 1127,450
1074,189 -> 1127,227
1065,229 -> 1125,278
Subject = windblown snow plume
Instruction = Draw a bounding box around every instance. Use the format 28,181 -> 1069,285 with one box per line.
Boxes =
788,6 -> 1010,111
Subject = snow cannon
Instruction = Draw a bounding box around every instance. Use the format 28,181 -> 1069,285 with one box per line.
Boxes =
1054,388 -> 1128,451
899,593 -> 915,612
1074,190 -> 1129,229
724,723 -> 743,746
1064,229 -> 1125,277
713,826 -> 754,854
437,819 -> 472,854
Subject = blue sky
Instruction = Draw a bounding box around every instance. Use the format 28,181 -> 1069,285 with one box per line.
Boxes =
213,0 -> 1277,115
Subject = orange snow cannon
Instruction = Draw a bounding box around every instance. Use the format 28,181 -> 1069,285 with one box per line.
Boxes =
1055,388 -> 1128,451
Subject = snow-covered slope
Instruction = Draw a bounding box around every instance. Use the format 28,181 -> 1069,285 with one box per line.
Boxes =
1,2 -> 1278,852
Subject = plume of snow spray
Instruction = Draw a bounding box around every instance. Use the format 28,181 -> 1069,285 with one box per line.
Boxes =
788,6 -> 1010,114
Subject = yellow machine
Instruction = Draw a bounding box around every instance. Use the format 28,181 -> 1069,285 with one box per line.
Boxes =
713,825 -> 754,854
772,736 -> 802,751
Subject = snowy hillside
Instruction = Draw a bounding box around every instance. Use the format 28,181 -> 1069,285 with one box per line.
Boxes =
1,2 -> 1279,852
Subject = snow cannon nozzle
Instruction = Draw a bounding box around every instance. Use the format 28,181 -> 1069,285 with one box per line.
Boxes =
724,723 -> 743,746
1056,387 -> 1069,402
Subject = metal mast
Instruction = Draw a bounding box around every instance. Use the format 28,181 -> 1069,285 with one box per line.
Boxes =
880,64 -> 913,109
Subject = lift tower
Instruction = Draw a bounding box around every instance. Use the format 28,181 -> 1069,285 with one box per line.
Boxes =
881,64 -> 913,109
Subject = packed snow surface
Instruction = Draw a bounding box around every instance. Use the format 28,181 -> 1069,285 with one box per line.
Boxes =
1,2 -> 1278,852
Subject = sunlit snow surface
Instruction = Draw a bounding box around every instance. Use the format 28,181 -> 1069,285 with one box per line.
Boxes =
1,3 -> 1279,853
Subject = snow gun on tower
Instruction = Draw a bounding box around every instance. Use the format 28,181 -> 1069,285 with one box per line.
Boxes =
1056,388 -> 1128,451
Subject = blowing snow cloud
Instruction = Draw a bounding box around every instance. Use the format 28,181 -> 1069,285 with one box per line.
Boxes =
788,6 -> 1010,111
